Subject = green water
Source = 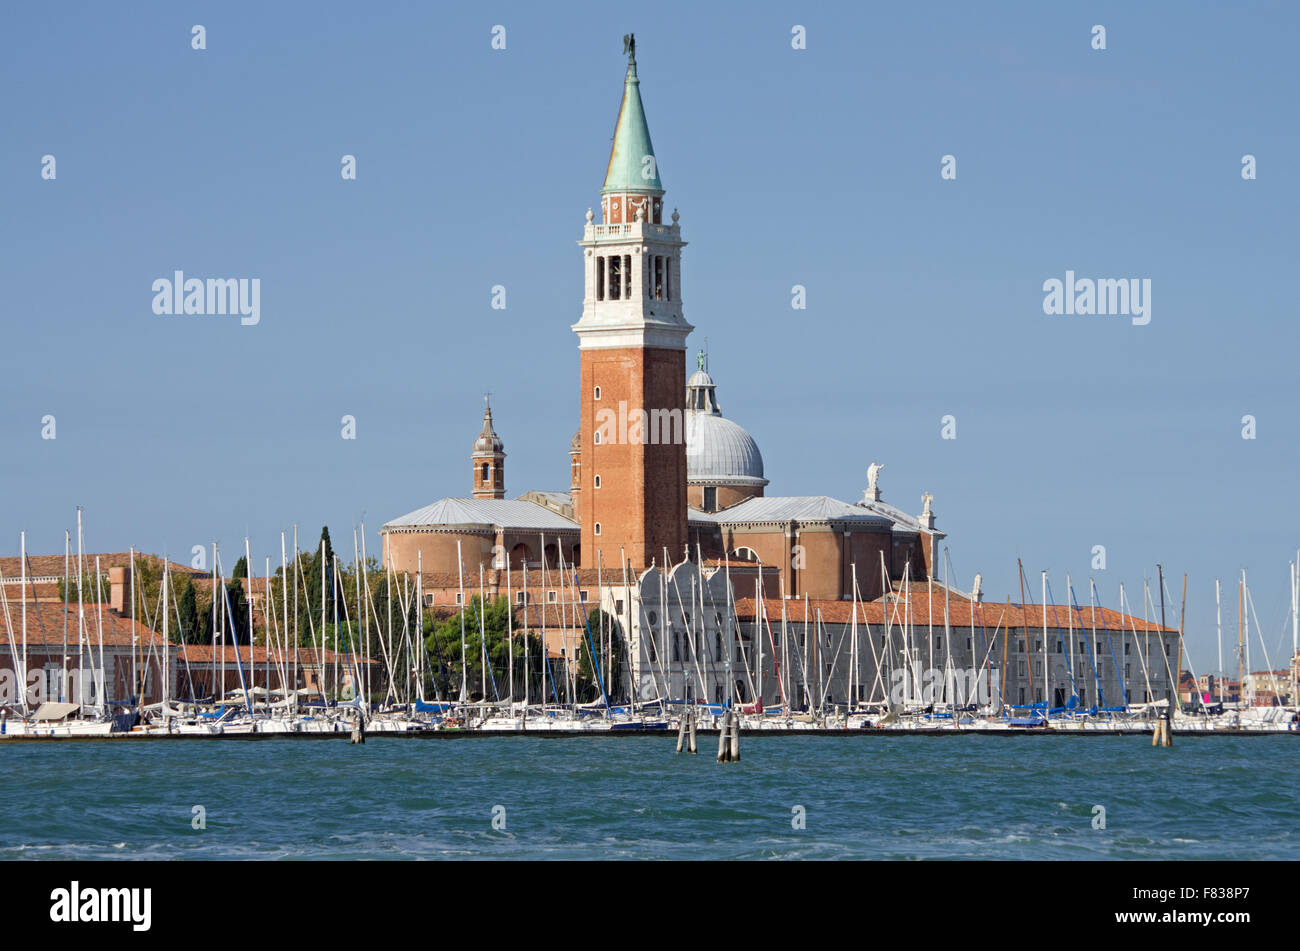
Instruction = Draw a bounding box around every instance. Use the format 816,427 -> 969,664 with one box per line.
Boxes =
0,735 -> 1294,859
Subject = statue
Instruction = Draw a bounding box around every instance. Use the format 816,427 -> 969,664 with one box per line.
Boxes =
697,350 -> 706,370
972,573 -> 983,602
866,462 -> 884,492
921,492 -> 933,517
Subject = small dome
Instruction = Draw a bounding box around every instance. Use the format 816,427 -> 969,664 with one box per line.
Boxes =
473,405 -> 503,453
687,368 -> 714,389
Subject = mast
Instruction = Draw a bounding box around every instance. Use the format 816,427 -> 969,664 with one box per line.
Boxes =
1018,560 -> 1034,702
1214,578 -> 1222,703
20,530 -> 27,714
456,539 -> 467,704
506,551 -> 513,705
1237,563 -> 1248,706
292,524 -> 299,715
522,558 -> 530,717
416,549 -> 425,703
63,529 -> 70,703
1040,570 -> 1048,720
245,537 -> 255,712
129,546 -> 138,712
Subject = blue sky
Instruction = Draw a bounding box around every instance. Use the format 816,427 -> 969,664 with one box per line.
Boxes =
2,2 -> 1297,674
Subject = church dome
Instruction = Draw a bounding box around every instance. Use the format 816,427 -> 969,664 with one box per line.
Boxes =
684,356 -> 766,486
686,414 -> 766,485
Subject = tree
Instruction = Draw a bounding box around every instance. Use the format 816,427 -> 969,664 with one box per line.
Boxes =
576,607 -> 625,702
176,577 -> 204,644
424,596 -> 539,702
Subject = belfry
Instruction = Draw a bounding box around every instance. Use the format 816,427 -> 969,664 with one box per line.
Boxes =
571,35 -> 691,572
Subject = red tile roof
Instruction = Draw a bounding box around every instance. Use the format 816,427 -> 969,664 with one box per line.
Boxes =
733,594 -> 1178,633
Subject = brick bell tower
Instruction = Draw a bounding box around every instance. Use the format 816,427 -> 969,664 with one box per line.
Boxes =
471,398 -> 505,500
573,36 -> 691,572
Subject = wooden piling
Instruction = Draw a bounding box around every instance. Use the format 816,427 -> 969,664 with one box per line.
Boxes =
675,714 -> 686,754
729,711 -> 740,762
688,708 -> 697,754
351,710 -> 365,745
716,710 -> 730,762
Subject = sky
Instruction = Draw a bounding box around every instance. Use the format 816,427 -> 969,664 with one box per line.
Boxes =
2,2 -> 1298,675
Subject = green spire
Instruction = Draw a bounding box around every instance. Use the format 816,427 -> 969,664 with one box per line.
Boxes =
602,43 -> 662,195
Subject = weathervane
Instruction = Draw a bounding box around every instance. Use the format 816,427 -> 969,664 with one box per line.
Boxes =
623,33 -> 635,62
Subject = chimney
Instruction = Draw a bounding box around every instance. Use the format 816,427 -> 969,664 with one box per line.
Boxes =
109,566 -> 127,615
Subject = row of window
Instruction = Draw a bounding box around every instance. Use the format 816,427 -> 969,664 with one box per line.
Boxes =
434,589 -> 591,607
594,254 -> 672,302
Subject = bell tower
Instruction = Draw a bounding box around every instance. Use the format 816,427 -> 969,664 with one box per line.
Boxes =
471,398 -> 505,500
572,36 -> 691,571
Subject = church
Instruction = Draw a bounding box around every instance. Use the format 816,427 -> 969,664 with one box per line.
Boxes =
379,41 -> 1177,709
380,41 -> 943,604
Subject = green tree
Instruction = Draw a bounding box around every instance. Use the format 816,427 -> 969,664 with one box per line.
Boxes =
576,607 -> 624,703
424,596 -> 539,702
176,577 -> 204,644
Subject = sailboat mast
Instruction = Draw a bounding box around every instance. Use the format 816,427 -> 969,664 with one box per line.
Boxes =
1040,570 -> 1048,720
506,551 -> 513,705
456,539 -> 467,704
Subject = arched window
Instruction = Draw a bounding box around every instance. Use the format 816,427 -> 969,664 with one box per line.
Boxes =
481,463 -> 489,482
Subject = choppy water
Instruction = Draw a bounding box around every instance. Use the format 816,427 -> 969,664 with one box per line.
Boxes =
0,735 -> 1294,860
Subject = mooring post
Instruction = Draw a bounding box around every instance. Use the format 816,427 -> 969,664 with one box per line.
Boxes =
675,712 -> 686,754
351,708 -> 365,745
729,710 -> 740,762
688,708 -> 697,754
716,709 -> 729,762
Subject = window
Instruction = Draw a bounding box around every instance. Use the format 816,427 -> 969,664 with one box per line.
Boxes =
647,610 -> 657,625
1124,643 -> 1131,655
615,599 -> 624,615
594,474 -> 601,489
516,591 -> 525,604
966,637 -> 972,650
936,636 -> 943,651
665,258 -> 671,300
1056,640 -> 1062,654
596,256 -> 605,301
424,594 -> 435,607
703,486 -> 716,512
608,255 -> 621,300
593,430 -> 602,445
594,522 -> 602,536
481,463 -> 489,482
547,590 -> 557,603
580,590 -> 589,602
455,592 -> 463,605
622,254 -> 631,298
653,256 -> 664,300
593,385 -> 601,400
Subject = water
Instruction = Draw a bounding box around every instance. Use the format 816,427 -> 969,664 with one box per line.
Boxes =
0,735 -> 1294,860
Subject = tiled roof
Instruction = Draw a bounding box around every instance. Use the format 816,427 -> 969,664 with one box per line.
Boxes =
709,496 -> 894,527
0,603 -> 160,647
733,595 -> 1178,634
382,498 -> 578,532
0,552 -> 203,580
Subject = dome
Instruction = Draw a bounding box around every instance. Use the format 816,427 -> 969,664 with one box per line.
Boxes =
685,358 -> 766,486
473,405 -> 503,454
686,413 -> 766,485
